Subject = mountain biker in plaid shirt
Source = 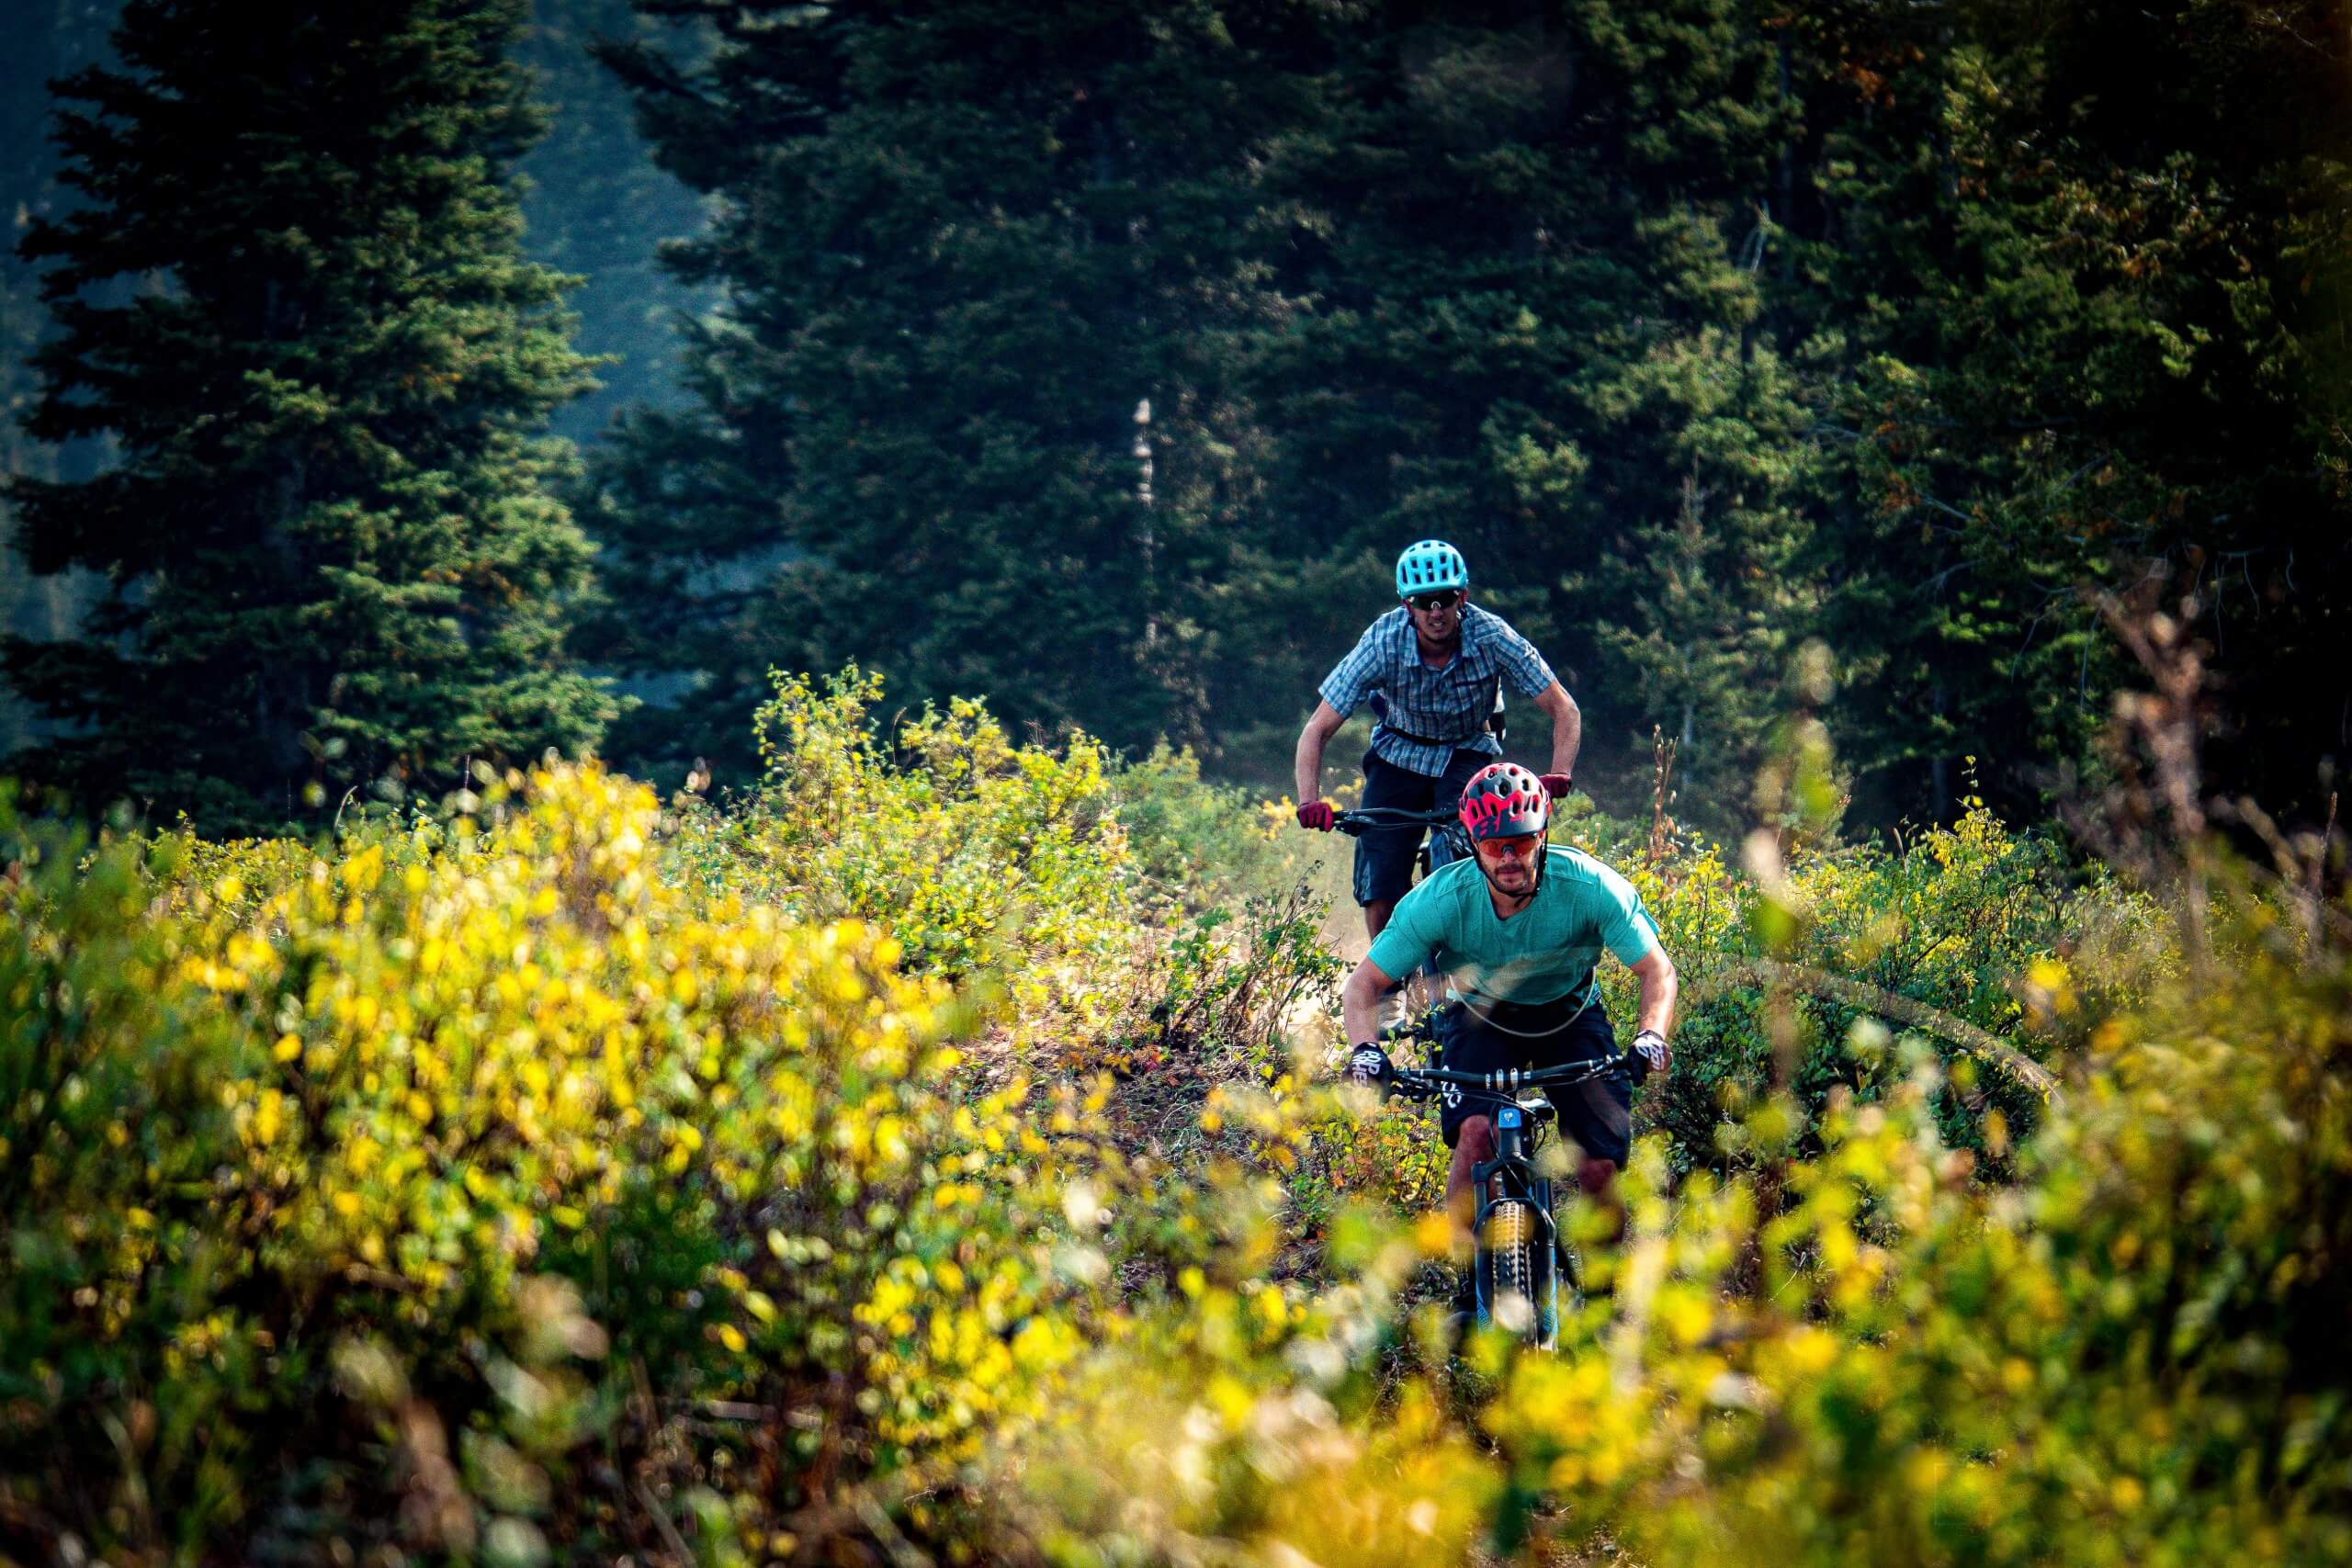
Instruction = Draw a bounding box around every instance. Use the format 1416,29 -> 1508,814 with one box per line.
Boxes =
1294,539 -> 1583,943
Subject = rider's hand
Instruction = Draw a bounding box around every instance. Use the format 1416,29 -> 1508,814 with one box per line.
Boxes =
1347,1043 -> 1392,1094
1296,800 -> 1336,832
1539,773 -> 1573,799
1630,1029 -> 1669,1085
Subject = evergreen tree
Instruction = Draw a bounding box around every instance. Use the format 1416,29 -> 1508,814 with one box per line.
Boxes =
1580,333 -> 1823,810
584,0 -> 1315,787
1778,0 -> 2352,824
1219,0 -> 1826,818
7,0 -> 613,831
545,0 -> 2346,825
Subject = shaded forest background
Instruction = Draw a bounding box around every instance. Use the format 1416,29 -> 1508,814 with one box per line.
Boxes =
4,0 -> 2347,838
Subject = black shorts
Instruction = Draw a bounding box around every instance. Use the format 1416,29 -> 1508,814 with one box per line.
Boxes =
1352,746 -> 1495,907
1436,993 -> 1631,1164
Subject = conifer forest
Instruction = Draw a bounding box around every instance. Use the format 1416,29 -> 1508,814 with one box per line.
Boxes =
2,1 -> 2349,1562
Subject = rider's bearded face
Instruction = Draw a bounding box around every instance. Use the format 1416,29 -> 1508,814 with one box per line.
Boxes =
1404,590 -> 1463,641
1476,831 -> 1540,892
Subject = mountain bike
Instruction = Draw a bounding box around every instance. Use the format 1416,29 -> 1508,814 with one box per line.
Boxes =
1363,1015 -> 1634,1348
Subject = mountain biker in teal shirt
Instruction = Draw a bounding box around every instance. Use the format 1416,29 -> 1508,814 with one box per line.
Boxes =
1342,762 -> 1679,1271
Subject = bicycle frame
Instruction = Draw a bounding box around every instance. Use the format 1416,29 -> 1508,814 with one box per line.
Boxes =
1375,1050 -> 1632,1347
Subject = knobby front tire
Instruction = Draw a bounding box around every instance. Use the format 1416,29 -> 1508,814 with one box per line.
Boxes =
1479,1199 -> 1547,1347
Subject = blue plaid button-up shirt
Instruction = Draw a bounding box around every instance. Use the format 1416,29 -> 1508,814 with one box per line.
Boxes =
1317,604 -> 1559,778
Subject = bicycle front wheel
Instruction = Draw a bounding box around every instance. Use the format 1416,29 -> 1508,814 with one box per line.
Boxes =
1478,1199 -> 1555,1348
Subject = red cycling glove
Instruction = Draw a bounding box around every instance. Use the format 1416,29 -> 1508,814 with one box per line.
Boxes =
1296,800 -> 1335,831
1539,773 -> 1573,799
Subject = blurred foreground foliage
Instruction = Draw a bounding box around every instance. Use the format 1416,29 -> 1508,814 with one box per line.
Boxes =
1,673 -> 2346,1566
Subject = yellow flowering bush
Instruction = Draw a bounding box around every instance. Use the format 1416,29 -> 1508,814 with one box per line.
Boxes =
673,667 -> 1143,1009
666,666 -> 1339,1079
1000,860 -> 2351,1568
5,672 -> 2346,1567
0,762 -> 1123,1558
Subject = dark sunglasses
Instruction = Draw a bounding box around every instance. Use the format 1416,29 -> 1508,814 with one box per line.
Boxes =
1475,832 -> 1542,859
1404,589 -> 1464,613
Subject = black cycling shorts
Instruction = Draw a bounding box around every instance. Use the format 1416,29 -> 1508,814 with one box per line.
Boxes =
1352,746 -> 1495,907
1435,992 -> 1631,1164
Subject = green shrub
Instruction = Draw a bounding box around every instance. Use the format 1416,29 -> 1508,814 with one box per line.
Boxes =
1103,742 -> 1318,908
8,673 -> 2345,1568
0,763 -> 1117,1558
1008,855 -> 2352,1567
1602,805 -> 2151,1175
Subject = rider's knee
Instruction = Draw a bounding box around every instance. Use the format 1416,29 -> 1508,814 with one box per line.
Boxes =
1455,1116 -> 1498,1162
1577,1156 -> 1619,1196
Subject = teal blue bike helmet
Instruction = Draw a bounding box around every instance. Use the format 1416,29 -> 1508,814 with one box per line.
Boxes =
1395,539 -> 1469,599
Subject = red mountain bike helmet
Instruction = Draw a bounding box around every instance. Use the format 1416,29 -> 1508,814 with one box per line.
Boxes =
1458,761 -> 1550,840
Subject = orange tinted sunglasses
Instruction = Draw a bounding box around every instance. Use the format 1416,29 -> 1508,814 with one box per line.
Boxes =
1474,833 -> 1542,859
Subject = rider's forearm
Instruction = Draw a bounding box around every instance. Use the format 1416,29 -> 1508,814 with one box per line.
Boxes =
1635,954 -> 1679,1040
1294,717 -> 1332,807
1295,701 -> 1351,805
1341,959 -> 1392,1044
1547,692 -> 1582,778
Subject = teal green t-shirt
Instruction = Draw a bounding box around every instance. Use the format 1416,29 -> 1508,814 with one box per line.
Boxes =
1365,845 -> 1661,1008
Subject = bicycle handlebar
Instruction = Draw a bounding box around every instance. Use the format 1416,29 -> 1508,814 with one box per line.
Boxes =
1330,806 -> 1459,838
1375,1052 -> 1634,1103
